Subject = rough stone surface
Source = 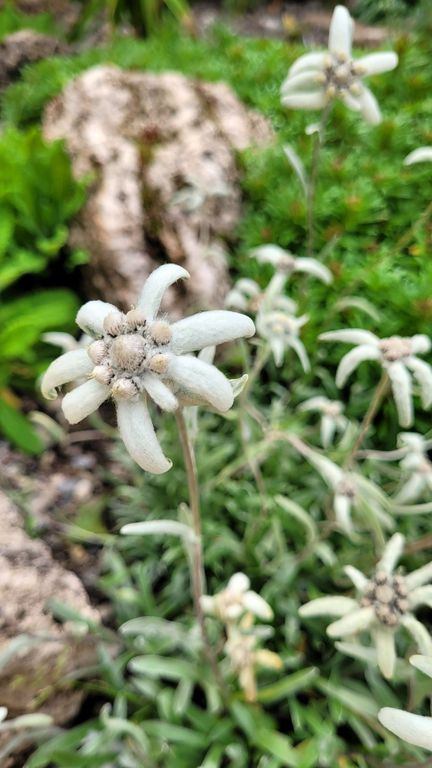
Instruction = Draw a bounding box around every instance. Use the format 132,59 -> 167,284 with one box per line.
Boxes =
0,491 -> 100,723
43,65 -> 273,315
0,30 -> 68,88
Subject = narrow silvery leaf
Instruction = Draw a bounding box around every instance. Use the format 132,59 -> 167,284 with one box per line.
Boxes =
358,85 -> 381,125
401,614 -> 432,655
356,52 -> 398,76
116,398 -> 172,474
320,329 -> 378,346
374,627 -> 396,679
41,349 -> 93,399
231,374 -> 248,399
336,346 -> 380,387
344,565 -> 368,591
328,4 -> 353,56
171,311 -> 255,355
121,520 -> 196,543
404,147 -> 432,165
387,362 -> 413,427
327,606 -> 375,637
143,374 -> 179,412
299,596 -> 358,618
76,300 -> 118,338
62,379 -> 110,424
275,495 -> 317,542
376,533 -> 405,575
406,561 -> 432,590
334,297 -> 381,322
137,264 -> 189,320
406,357 -> 432,409
283,144 -> 308,196
167,355 -> 234,412
410,654 -> 432,679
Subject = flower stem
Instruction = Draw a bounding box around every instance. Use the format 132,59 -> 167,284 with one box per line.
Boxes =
345,371 -> 389,467
175,409 -> 221,685
306,104 -> 332,258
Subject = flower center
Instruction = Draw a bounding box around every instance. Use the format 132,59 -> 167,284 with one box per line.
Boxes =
379,336 -> 412,363
322,53 -> 363,98
336,479 -> 356,498
87,310 -> 172,399
360,572 -> 408,626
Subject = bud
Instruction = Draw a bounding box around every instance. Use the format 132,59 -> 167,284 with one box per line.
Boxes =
103,311 -> 125,337
112,378 -> 139,399
126,308 -> 147,330
88,340 -> 107,365
92,365 -> 113,385
110,335 -> 147,371
149,320 -> 172,345
149,353 -> 169,374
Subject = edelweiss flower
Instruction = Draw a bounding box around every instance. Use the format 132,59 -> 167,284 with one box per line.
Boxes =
379,655 -> 432,750
224,619 -> 283,703
257,309 -> 309,370
300,533 -> 432,678
394,433 -> 432,504
290,436 -> 392,535
250,244 -> 332,285
404,147 -> 432,166
41,264 -> 255,474
280,5 -> 398,124
201,572 -> 273,623
320,329 -> 432,427
298,396 -> 348,448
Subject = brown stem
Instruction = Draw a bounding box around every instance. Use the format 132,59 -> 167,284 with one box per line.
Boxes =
345,371 -> 389,468
307,103 -> 332,258
175,409 -> 222,688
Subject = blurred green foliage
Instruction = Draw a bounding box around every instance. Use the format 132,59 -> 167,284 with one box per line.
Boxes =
0,127 -> 87,452
0,1 -> 59,40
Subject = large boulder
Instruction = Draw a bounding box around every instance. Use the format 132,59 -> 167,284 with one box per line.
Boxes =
43,65 -> 273,314
0,30 -> 67,89
0,491 -> 100,723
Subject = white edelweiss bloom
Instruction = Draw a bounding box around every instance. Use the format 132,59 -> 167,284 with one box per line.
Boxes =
224,622 -> 283,703
250,244 -> 333,285
257,309 -> 309,370
404,147 -> 432,166
41,264 -> 255,474
298,396 -> 348,448
201,572 -> 273,623
300,533 -> 432,679
290,436 -> 392,535
379,655 -> 432,750
320,329 -> 432,428
394,432 -> 432,504
280,4 -> 398,124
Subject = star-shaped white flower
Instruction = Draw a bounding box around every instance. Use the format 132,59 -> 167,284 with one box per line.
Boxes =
379,655 -> 432,750
280,4 -> 398,124
250,244 -> 332,285
298,396 -> 348,448
290,436 -> 392,535
320,329 -> 432,427
201,572 -> 273,623
41,264 -> 255,474
300,533 -> 432,679
393,433 -> 432,504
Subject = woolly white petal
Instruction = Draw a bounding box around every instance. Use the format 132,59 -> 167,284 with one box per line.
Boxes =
41,349 -> 93,399
224,289 -> 248,311
327,606 -> 375,638
344,565 -> 368,591
395,474 -> 425,504
137,264 -> 189,320
243,591 -> 273,620
376,533 -> 405,575
358,86 -> 381,125
116,398 -> 171,474
166,355 -> 233,412
320,329 -> 379,346
328,5 -> 353,57
76,300 -> 119,338
289,52 -> 327,77
404,147 -> 432,166
356,52 -> 398,76
281,71 -> 323,98
406,562 -> 432,590
406,357 -> 432,409
379,708 -> 432,751
387,362 -> 413,428
281,91 -> 328,110
298,396 -> 329,412
321,415 -> 336,449
142,374 -> 178,412
334,494 -> 354,534
288,336 -> 310,373
228,572 -> 250,594
294,257 -> 332,284
62,379 -> 110,424
295,443 -> 343,488
235,278 -> 261,297
170,311 -> 255,355
341,90 -> 362,113
409,586 -> 432,610
410,654 -> 432,678
200,595 -> 216,615
401,614 -> 432,655
374,627 -> 396,679
336,345 -> 381,387
251,244 -> 291,267
299,596 -> 358,618
411,334 -> 431,355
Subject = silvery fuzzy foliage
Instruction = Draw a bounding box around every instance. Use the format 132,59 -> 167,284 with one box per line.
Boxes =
298,396 -> 348,448
300,533 -> 432,679
41,264 -> 255,474
379,655 -> 432,751
201,572 -> 273,624
280,4 -> 398,124
250,244 -> 333,286
393,433 -> 432,504
320,329 -> 432,427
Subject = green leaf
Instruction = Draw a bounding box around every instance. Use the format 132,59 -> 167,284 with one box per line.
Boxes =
256,667 -> 318,704
0,398 -> 43,454
253,728 -> 299,767
129,655 -> 197,681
